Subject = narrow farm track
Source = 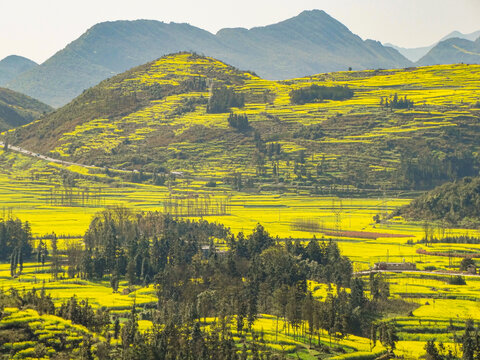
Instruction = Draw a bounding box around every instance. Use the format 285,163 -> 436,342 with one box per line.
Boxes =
355,269 -> 480,278
0,141 -> 97,169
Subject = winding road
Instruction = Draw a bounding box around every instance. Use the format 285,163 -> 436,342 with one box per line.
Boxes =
0,141 -> 96,169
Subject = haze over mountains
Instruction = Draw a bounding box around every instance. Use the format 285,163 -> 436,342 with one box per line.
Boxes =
417,37 -> 480,66
3,10 -> 479,108
386,30 -> 480,62
5,10 -> 412,107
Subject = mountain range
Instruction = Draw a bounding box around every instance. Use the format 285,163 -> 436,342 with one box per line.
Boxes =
5,10 -> 412,107
417,36 -> 480,66
386,30 -> 480,62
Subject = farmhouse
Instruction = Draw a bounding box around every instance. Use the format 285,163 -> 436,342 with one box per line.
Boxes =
373,262 -> 417,271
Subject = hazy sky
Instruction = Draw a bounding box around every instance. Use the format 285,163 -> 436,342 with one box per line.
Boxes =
1,0 -> 480,63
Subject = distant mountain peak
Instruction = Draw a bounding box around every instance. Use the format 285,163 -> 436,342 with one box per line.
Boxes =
6,10 -> 411,107
0,55 -> 38,87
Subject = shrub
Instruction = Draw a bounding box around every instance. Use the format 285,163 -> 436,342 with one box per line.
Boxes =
207,87 -> 244,113
448,275 -> 466,285
205,180 -> 217,188
227,113 -> 249,130
290,85 -> 354,105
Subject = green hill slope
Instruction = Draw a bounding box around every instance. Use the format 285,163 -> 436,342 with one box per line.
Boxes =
400,177 -> 480,227
7,10 -> 411,107
9,53 -> 480,192
0,55 -> 37,86
0,87 -> 53,131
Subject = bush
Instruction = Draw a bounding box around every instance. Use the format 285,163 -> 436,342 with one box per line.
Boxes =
227,113 -> 249,130
207,87 -> 244,113
290,85 -> 354,105
205,180 -> 217,188
448,275 -> 466,285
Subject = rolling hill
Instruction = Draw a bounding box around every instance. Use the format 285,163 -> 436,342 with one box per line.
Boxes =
6,10 -> 411,107
8,52 -> 480,193
0,55 -> 37,86
0,87 -> 53,131
417,37 -> 480,66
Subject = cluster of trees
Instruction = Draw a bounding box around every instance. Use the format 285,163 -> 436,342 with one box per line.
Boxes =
71,208 -> 229,284
0,218 -> 33,277
0,209 -> 409,359
57,296 -> 111,333
380,94 -> 414,109
207,86 -> 245,113
182,76 -> 207,92
290,85 -> 354,105
425,319 -> 480,360
227,113 -> 249,130
0,287 -> 55,315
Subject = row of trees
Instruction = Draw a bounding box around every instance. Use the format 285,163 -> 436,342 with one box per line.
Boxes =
380,94 -> 414,109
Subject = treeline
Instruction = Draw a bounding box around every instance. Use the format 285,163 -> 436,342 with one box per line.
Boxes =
0,218 -> 32,276
290,85 -> 354,105
399,176 -> 480,227
415,235 -> 480,245
207,86 -> 245,113
380,94 -> 414,109
73,208 -> 229,283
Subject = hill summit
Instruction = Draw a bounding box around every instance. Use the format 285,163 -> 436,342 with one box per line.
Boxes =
9,52 -> 480,193
0,55 -> 37,86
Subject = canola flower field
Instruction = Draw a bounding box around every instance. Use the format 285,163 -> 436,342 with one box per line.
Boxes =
2,56 -> 480,358
1,147 -> 480,359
